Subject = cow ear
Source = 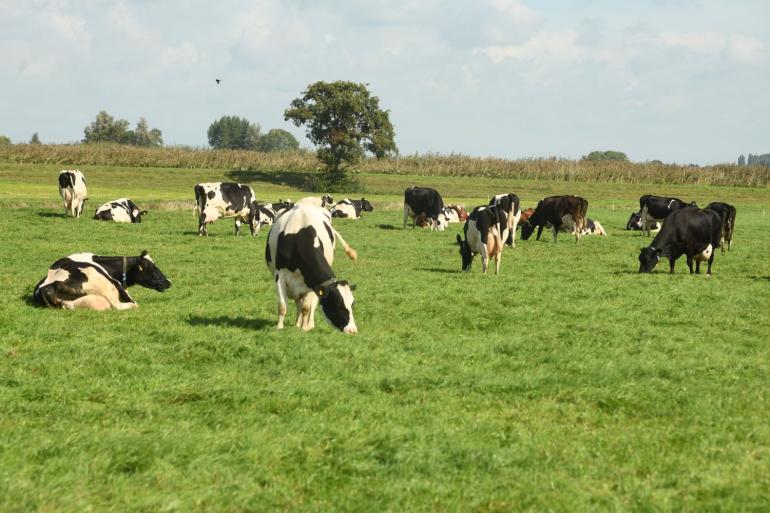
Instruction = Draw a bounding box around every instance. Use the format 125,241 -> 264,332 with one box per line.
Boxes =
140,250 -> 149,258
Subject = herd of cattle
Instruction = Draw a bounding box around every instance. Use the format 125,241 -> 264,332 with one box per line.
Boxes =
33,169 -> 738,333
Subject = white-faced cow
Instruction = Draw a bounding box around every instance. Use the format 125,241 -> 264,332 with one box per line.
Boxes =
442,205 -> 468,224
404,186 -> 444,230
456,205 -> 510,275
489,193 -> 522,247
58,169 -> 88,218
297,195 -> 334,208
94,198 -> 147,223
638,207 -> 722,275
194,182 -> 260,236
639,195 -> 697,236
520,195 -> 588,243
626,212 -> 660,232
33,251 -> 171,310
705,202 -> 737,252
331,198 -> 374,219
266,205 -> 358,333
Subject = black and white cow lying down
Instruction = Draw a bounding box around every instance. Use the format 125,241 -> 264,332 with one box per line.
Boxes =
456,205 -> 510,275
626,212 -> 660,232
266,205 -> 358,333
58,169 -> 88,218
331,198 -> 374,219
194,182 -> 260,236
94,198 -> 147,223
33,251 -> 171,310
638,207 -> 722,275
639,194 -> 697,236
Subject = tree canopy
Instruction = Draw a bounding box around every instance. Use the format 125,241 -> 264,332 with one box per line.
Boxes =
258,129 -> 299,152
0,135 -> 11,145
83,111 -> 162,147
581,150 -> 629,162
207,116 -> 261,150
285,80 -> 396,186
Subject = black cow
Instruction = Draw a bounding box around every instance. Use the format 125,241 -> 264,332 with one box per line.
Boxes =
520,195 -> 589,243
331,198 -> 374,219
33,251 -> 171,310
404,186 -> 444,230
489,193 -> 521,247
456,205 -> 509,274
705,202 -> 737,252
266,205 -> 358,333
639,195 -> 697,236
194,182 -> 260,236
94,198 -> 147,223
638,207 -> 722,275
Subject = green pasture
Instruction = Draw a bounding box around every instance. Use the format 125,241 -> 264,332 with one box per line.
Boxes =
1,164 -> 769,512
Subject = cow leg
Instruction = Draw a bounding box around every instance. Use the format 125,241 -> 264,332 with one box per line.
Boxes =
687,255 -> 695,274
61,295 -> 114,311
669,257 -> 676,274
275,276 -> 288,329
403,206 -> 411,228
303,293 -> 318,331
536,225 -> 545,241
552,225 -> 559,243
234,218 -> 242,236
480,244 -> 489,274
706,252 -> 715,276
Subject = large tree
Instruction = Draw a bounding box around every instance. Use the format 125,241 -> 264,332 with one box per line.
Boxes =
284,81 -> 396,186
258,128 -> 299,152
133,117 -> 163,147
581,150 -> 629,162
207,115 -> 261,150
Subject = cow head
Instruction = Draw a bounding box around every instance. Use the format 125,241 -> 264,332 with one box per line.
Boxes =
626,212 -> 642,230
130,251 -> 172,291
688,201 -> 698,207
638,246 -> 662,273
321,194 -> 334,207
456,234 -> 473,271
131,209 -> 148,223
520,221 -> 535,240
360,198 -> 374,212
316,280 -> 357,333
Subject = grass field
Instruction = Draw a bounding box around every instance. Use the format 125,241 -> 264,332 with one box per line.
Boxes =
1,164 -> 769,512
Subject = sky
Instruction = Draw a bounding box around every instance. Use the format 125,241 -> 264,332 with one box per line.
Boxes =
2,0 -> 769,164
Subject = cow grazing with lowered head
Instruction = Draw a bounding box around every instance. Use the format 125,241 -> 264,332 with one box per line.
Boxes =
639,195 -> 697,236
331,198 -> 374,219
520,195 -> 588,243
705,202 -> 737,252
194,182 -> 260,236
626,212 -> 660,232
94,198 -> 147,223
256,200 -> 295,229
266,204 -> 358,333
33,251 -> 171,310
58,169 -> 88,218
442,205 -> 468,224
456,205 -> 510,274
489,193 -> 521,247
404,186 -> 444,230
638,207 -> 722,276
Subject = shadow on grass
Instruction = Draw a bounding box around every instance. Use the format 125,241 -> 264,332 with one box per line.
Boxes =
416,267 -> 462,274
376,224 -> 399,230
188,315 -> 272,331
37,212 -> 66,218
226,170 -> 313,190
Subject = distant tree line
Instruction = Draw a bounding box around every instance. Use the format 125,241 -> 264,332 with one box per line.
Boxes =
83,111 -> 163,147
581,150 -> 628,162
738,154 -> 770,167
206,115 -> 299,152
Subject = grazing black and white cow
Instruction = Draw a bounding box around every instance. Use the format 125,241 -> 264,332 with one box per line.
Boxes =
639,195 -> 697,236
58,169 -> 88,218
489,193 -> 521,247
705,202 -> 737,252
456,205 -> 510,275
626,212 -> 660,232
297,195 -> 334,208
404,186 -> 444,230
638,207 -> 722,275
94,198 -> 147,223
194,182 -> 260,236
266,205 -> 358,333
33,251 -> 171,310
254,200 -> 296,229
520,195 -> 588,243
331,198 -> 374,219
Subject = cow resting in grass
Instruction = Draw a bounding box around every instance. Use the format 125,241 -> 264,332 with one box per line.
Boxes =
58,169 -> 88,218
456,205 -> 510,275
94,198 -> 147,223
331,198 -> 374,219
265,205 -> 358,333
194,182 -> 260,236
33,251 -> 171,310
638,207 -> 722,275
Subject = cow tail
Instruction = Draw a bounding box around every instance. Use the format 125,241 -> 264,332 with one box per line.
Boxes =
332,227 -> 358,262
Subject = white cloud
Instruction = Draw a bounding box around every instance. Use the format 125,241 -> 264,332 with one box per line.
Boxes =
657,31 -> 765,64
486,0 -> 539,25
728,34 -> 765,64
476,30 -> 587,63
160,41 -> 199,68
44,12 -> 90,54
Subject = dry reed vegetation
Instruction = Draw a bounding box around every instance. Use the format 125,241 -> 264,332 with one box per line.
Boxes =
2,143 -> 767,187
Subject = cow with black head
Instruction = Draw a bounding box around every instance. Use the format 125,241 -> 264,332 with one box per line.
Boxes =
639,195 -> 697,236
194,182 -> 261,236
33,251 -> 171,310
94,198 -> 148,223
331,198 -> 374,219
456,205 -> 509,275
266,204 -> 358,333
58,169 -> 88,218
